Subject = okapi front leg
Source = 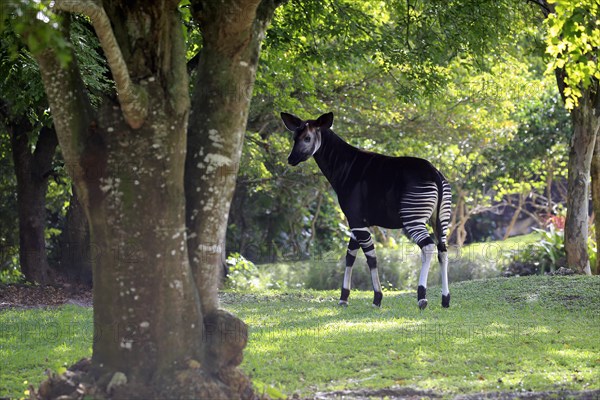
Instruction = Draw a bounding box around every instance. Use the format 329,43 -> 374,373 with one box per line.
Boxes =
352,228 -> 382,307
339,235 -> 360,306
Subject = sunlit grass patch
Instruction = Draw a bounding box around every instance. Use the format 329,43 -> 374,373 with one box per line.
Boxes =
224,275 -> 600,397
0,305 -> 93,398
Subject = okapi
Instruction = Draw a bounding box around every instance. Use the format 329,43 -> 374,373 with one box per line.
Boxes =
281,112 -> 452,309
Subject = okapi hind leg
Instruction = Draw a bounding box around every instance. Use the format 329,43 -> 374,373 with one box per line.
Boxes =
418,242 -> 436,310
400,182 -> 439,309
352,228 -> 383,307
339,235 -> 360,306
439,243 -> 450,308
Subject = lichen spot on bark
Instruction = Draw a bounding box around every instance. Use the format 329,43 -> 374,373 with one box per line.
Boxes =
120,338 -> 133,350
208,129 -> 224,148
203,154 -> 231,174
169,280 -> 183,295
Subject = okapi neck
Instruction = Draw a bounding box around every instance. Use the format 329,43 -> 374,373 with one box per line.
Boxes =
313,129 -> 358,193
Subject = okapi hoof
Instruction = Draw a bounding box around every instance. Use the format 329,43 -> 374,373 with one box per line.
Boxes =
338,300 -> 349,307
417,285 -> 427,310
442,293 -> 451,308
373,291 -> 383,308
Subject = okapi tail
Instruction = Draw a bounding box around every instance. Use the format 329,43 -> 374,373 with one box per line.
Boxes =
434,171 -> 452,252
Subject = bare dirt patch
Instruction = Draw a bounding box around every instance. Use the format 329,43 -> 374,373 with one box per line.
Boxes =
0,282 -> 92,310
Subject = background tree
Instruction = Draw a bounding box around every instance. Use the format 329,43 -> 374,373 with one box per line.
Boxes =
538,0 -> 599,274
1,16 -> 108,285
593,133 -> 600,273
1,28 -> 58,284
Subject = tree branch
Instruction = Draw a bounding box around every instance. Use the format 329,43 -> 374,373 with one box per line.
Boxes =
53,0 -> 148,129
526,0 -> 552,17
36,50 -> 90,186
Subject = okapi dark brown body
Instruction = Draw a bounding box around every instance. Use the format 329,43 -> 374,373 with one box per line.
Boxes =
282,112 -> 452,309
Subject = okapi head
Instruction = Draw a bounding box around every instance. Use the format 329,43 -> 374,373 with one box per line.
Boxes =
281,112 -> 334,166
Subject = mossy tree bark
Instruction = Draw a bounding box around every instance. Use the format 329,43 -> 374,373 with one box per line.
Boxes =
185,0 -> 282,315
35,1 -> 203,384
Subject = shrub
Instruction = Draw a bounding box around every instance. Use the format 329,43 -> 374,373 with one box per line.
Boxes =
504,213 -> 597,275
224,253 -> 260,290
225,253 -> 308,290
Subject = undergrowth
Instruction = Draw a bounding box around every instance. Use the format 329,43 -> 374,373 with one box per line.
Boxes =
225,233 -> 541,291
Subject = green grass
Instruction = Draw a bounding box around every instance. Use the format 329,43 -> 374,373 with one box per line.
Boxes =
1,274 -> 598,399
0,305 -> 93,399
223,275 -> 599,397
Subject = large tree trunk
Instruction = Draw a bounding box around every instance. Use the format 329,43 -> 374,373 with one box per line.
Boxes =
185,0 -> 281,315
87,90 -> 202,380
10,123 -> 58,284
31,0 -> 276,398
35,3 -> 204,386
564,88 -> 599,275
591,129 -> 600,274
29,0 -> 283,396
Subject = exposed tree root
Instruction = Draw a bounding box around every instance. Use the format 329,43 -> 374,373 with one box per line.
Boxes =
29,357 -> 260,400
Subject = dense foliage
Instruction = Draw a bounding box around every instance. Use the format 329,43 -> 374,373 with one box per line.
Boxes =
0,0 -> 587,280
227,0 -> 572,264
544,0 -> 600,110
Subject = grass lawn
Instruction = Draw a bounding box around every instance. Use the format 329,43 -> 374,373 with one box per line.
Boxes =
1,275 -> 599,399
0,305 -> 92,399
224,275 -> 600,397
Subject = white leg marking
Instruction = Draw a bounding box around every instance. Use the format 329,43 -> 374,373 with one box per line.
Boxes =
343,266 -> 353,290
364,249 -> 376,258
440,251 -> 449,296
419,243 -> 436,288
370,268 -> 382,293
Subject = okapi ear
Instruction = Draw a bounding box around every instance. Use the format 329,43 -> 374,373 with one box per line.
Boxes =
317,112 -> 333,130
280,112 -> 303,132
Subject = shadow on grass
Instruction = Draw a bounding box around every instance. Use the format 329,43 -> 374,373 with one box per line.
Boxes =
226,276 -> 600,397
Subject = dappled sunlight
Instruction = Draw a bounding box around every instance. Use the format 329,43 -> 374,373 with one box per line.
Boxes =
1,277 -> 597,398
232,277 -> 600,396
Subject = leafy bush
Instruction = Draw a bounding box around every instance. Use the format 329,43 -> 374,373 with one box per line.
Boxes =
0,259 -> 23,284
505,213 -> 597,275
304,239 -> 509,291
225,253 -> 307,290
305,256 -> 402,291
224,253 -> 260,290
